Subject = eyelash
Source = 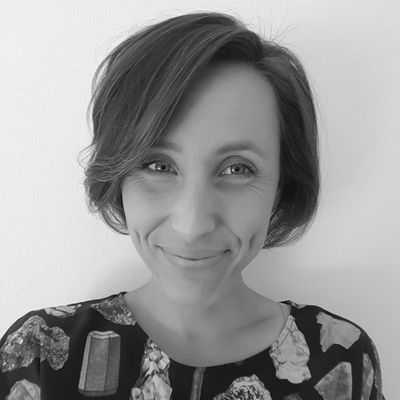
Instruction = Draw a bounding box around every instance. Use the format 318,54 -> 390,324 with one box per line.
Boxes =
139,158 -> 257,178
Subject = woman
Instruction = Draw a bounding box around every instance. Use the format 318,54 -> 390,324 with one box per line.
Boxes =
0,12 -> 384,400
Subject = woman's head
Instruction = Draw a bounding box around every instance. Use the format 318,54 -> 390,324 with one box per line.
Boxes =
80,11 -> 320,251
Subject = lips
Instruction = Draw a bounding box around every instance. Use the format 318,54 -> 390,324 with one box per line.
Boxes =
160,247 -> 227,269
161,247 -> 226,260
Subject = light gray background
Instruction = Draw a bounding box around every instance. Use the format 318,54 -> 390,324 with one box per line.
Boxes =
1,1 -> 399,398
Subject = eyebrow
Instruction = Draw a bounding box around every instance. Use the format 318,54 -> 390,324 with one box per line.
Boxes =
151,140 -> 266,158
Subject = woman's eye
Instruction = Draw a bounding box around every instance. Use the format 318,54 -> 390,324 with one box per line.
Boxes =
221,163 -> 256,177
140,159 -> 256,177
141,160 -> 175,175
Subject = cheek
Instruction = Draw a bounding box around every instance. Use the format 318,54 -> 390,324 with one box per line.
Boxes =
123,192 -> 161,231
229,184 -> 275,229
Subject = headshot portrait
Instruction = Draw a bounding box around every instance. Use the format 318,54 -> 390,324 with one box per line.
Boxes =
1,2 -> 398,399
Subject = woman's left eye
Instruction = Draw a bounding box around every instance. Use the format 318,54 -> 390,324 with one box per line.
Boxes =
220,163 -> 256,177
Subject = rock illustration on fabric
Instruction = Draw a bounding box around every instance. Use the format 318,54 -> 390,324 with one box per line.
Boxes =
213,374 -> 272,400
78,330 -> 121,397
5,379 -> 40,400
361,353 -> 374,400
316,312 -> 361,352
285,301 -> 306,309
314,362 -> 352,400
0,315 -> 69,372
44,303 -> 82,318
92,295 -> 137,326
269,316 -> 311,384
283,394 -> 303,400
370,339 -> 383,399
130,338 -> 172,400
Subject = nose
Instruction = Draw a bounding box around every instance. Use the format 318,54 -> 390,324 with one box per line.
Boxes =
170,180 -> 218,243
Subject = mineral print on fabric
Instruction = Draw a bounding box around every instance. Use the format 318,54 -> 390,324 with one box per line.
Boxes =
213,374 -> 272,400
6,379 -> 40,400
316,312 -> 361,352
79,330 -> 121,396
44,304 -> 82,318
92,296 -> 136,326
0,315 -> 69,372
269,316 -> 311,383
361,353 -> 374,400
314,362 -> 352,400
130,338 -> 172,399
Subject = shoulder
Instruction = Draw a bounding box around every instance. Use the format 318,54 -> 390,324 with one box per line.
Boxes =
280,300 -> 384,398
0,292 -> 136,371
0,292 -> 141,398
284,300 -> 380,355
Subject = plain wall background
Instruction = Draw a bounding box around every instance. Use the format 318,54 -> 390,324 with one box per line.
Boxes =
1,1 -> 399,397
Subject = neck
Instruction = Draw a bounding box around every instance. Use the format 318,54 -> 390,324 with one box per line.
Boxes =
130,274 -> 265,338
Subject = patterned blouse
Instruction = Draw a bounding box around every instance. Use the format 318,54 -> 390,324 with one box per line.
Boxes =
0,291 -> 384,400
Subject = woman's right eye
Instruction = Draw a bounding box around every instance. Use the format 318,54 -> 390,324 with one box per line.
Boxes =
140,159 -> 176,175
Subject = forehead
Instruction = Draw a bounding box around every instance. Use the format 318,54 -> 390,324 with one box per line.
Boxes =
159,62 -> 280,151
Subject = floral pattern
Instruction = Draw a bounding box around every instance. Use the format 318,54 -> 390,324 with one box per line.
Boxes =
269,316 -> 311,383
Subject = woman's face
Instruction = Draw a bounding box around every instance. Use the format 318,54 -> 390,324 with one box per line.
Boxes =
121,63 -> 280,303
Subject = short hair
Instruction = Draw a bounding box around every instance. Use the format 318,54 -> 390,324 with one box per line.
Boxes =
78,11 -> 320,250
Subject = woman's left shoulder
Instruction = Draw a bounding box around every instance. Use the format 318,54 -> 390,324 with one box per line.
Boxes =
284,299 -> 379,351
281,300 -> 385,398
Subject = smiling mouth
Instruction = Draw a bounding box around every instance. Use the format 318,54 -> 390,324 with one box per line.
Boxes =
173,254 -> 215,261
159,247 -> 228,266
163,249 -> 227,260
158,246 -> 228,260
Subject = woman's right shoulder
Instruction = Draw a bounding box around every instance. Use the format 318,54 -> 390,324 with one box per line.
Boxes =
1,291 -> 136,343
0,291 -> 138,372
0,291 -> 141,398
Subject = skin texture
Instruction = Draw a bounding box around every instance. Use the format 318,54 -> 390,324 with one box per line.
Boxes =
121,63 -> 285,363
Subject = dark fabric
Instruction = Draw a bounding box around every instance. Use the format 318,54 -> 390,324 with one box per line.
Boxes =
0,292 -> 384,400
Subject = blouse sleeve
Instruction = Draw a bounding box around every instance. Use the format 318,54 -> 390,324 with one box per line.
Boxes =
0,311 -> 42,400
359,330 -> 385,400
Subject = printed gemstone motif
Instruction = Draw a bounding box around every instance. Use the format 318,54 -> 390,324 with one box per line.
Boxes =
285,301 -> 307,309
6,379 -> 40,400
283,394 -> 302,400
314,362 -> 352,400
79,330 -> 121,397
371,339 -> 384,399
44,303 -> 81,318
131,374 -> 172,400
269,316 -> 311,384
0,315 -> 69,372
361,353 -> 374,400
316,312 -> 361,352
130,338 -> 172,400
92,296 -> 136,326
213,374 -> 272,400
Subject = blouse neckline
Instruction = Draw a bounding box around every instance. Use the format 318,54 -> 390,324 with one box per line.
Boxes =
115,290 -> 294,373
